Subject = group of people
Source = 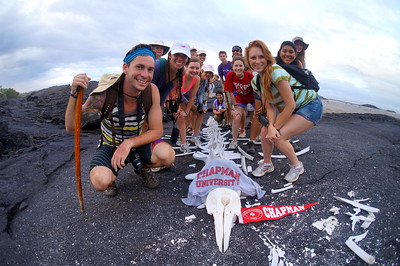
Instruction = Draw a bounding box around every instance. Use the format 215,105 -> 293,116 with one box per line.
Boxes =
65,36 -> 323,197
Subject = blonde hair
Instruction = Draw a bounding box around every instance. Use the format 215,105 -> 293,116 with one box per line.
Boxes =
244,40 -> 275,101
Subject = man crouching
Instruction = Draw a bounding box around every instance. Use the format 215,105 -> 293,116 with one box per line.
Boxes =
65,44 -> 175,196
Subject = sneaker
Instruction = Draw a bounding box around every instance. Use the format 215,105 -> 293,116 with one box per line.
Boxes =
245,141 -> 256,154
252,162 -> 274,177
104,182 -> 118,197
176,139 -> 182,146
151,166 -> 166,173
239,129 -> 246,138
284,162 -> 304,183
192,136 -> 202,146
180,143 -> 191,153
255,135 -> 261,142
228,140 -> 238,149
135,168 -> 160,189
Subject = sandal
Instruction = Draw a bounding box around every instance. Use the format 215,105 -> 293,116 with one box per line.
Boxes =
186,127 -> 193,135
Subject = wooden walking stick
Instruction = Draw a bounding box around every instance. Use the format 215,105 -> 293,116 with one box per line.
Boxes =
74,86 -> 84,212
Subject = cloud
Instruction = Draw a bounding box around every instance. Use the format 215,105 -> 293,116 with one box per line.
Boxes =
0,0 -> 399,113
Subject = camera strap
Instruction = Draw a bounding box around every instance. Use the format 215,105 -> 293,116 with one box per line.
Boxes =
256,74 -> 266,115
117,85 -> 143,142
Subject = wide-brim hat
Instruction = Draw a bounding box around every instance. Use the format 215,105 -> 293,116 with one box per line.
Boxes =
170,41 -> 191,58
292,36 -> 309,50
149,40 -> 170,56
90,73 -> 121,95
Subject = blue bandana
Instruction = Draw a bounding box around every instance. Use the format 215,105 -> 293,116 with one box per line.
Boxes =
124,48 -> 155,64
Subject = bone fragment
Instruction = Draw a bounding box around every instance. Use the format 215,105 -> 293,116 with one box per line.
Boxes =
345,231 -> 375,264
271,184 -> 294,194
241,155 -> 248,175
237,146 -> 254,161
334,196 -> 379,213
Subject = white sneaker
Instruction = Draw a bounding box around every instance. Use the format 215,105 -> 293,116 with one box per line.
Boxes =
180,143 -> 191,153
284,162 -> 304,182
192,136 -> 202,146
228,140 -> 238,149
252,162 -> 274,177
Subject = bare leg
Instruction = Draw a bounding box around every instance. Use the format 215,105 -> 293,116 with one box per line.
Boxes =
274,114 -> 314,165
90,166 -> 116,191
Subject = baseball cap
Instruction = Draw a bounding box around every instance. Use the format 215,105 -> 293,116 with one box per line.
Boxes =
170,41 -> 191,57
202,63 -> 214,73
197,50 -> 207,55
232,45 -> 242,52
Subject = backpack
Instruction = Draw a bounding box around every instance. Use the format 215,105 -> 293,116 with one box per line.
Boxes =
153,58 -> 167,86
278,64 -> 320,92
100,73 -> 152,122
97,73 -> 153,149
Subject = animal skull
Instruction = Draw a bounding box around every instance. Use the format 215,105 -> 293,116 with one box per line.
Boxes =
205,188 -> 242,252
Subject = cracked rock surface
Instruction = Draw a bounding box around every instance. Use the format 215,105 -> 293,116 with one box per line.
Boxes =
0,86 -> 399,265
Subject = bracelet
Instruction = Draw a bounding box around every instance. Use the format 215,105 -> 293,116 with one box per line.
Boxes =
70,92 -> 77,99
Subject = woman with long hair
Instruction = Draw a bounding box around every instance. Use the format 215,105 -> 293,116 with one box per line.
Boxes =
292,36 -> 309,69
245,40 -> 323,182
275,41 -> 302,67
169,57 -> 201,152
224,56 -> 255,150
152,41 -> 190,105
190,64 -> 214,146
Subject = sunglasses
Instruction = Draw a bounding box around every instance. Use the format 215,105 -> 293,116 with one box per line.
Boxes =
232,49 -> 241,52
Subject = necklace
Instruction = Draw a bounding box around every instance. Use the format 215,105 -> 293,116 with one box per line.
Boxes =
123,92 -> 140,99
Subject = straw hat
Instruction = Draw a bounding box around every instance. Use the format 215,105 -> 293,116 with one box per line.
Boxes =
149,40 -> 170,56
90,73 -> 121,95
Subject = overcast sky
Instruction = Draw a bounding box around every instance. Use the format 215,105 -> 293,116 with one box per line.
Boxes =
1,0 -> 399,112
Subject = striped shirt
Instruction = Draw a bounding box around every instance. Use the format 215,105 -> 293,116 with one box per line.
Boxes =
252,63 -> 317,110
100,104 -> 145,146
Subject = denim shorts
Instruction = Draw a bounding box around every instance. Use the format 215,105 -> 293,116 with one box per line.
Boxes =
293,97 -> 323,125
237,102 -> 255,109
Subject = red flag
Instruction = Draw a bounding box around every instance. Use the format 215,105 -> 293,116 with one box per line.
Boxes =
238,202 -> 318,224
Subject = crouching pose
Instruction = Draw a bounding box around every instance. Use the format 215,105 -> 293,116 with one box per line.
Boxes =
65,44 -> 175,196
245,40 -> 323,182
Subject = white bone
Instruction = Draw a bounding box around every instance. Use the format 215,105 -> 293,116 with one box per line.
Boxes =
361,212 -> 375,229
241,155 -> 248,175
185,173 -> 197,180
345,231 -> 375,264
185,214 -> 196,221
334,196 -> 379,213
205,188 -> 241,252
247,165 -> 252,173
237,146 -> 254,161
175,151 -> 195,157
271,184 -> 293,194
259,146 -> 310,158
